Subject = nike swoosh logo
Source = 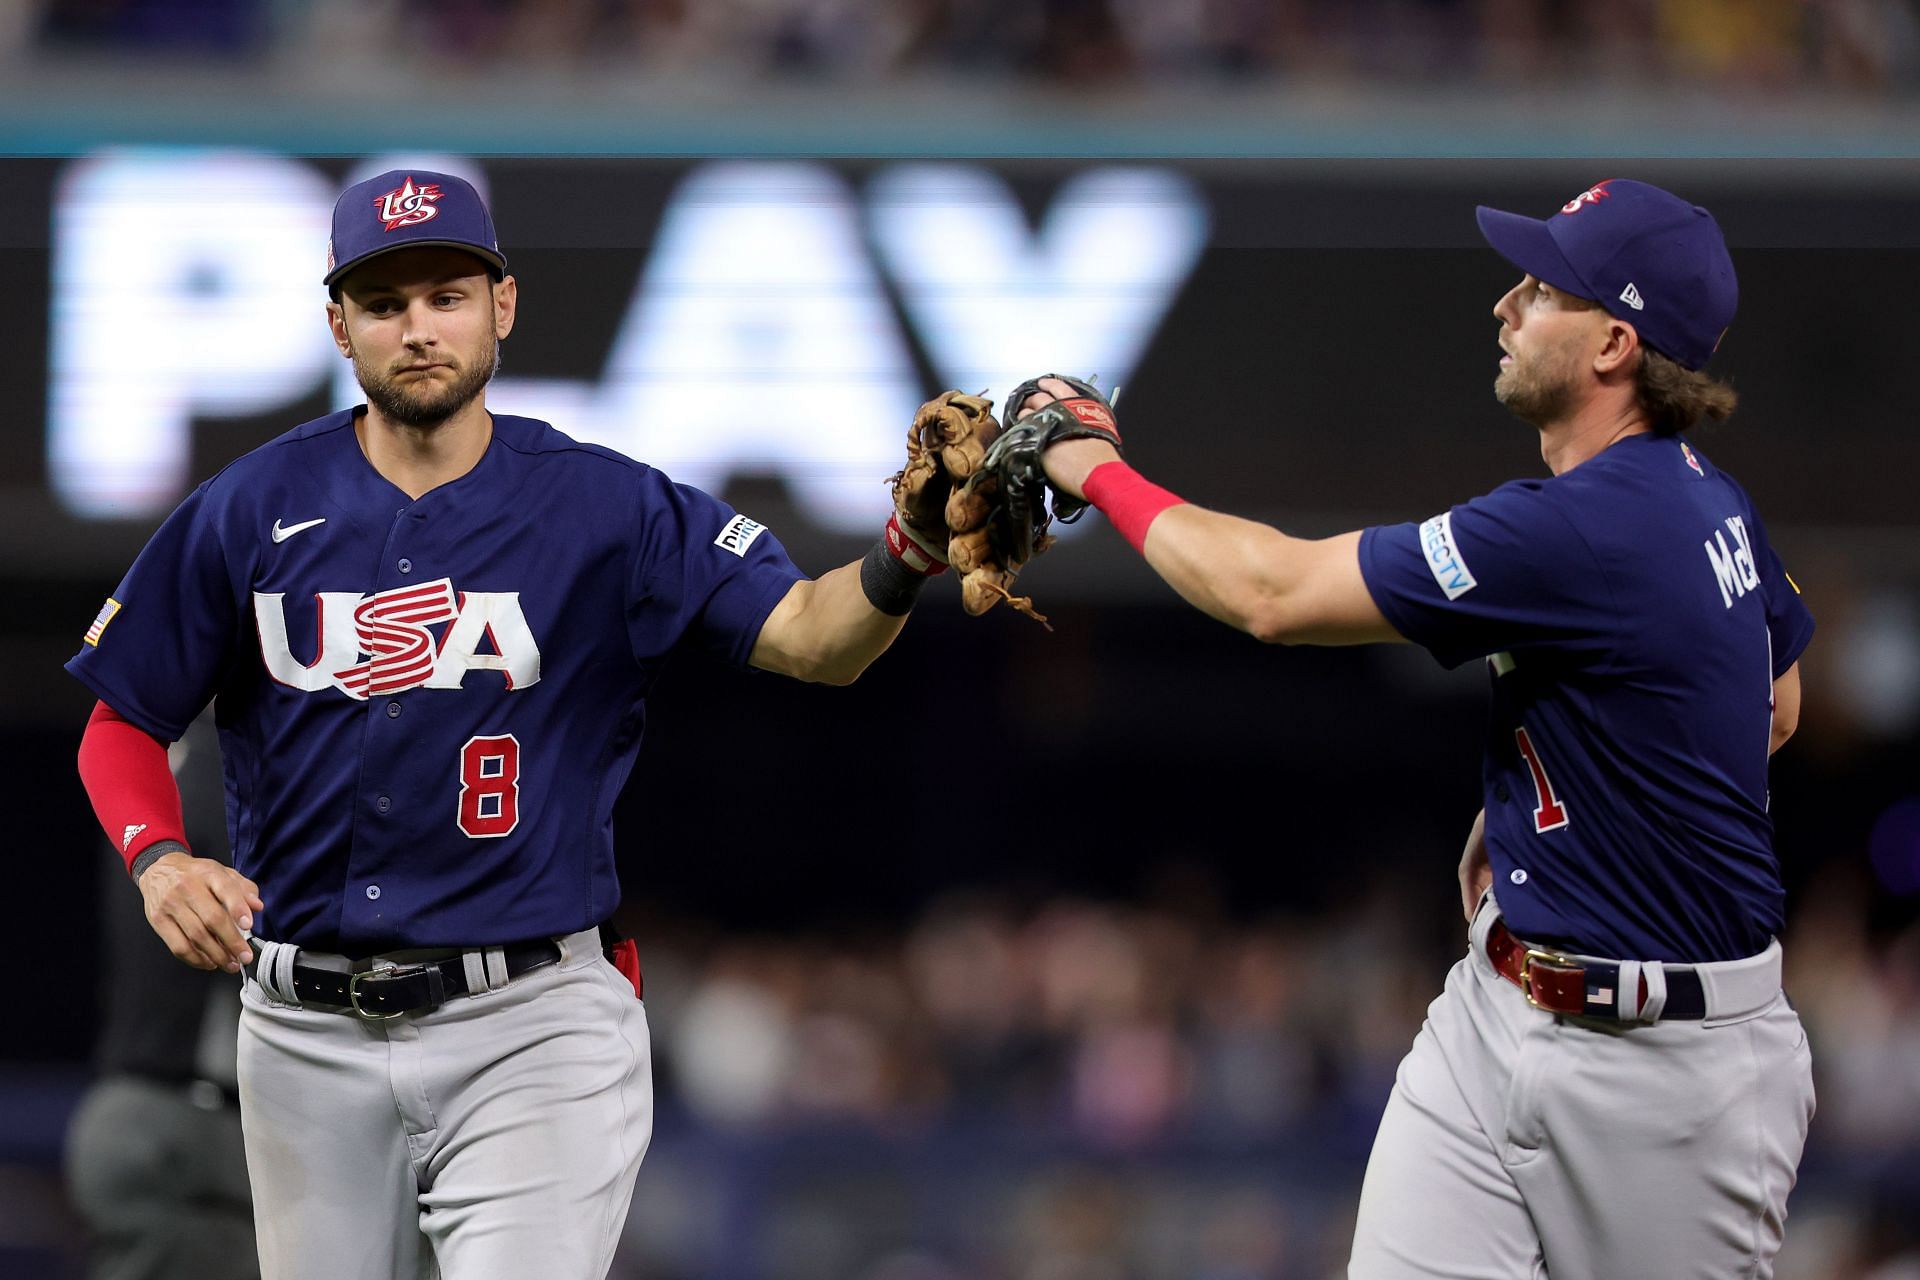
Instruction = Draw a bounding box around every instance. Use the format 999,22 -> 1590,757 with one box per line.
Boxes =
272,517 -> 327,544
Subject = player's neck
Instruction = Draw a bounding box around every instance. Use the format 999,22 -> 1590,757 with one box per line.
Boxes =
355,402 -> 494,500
1536,397 -> 1649,476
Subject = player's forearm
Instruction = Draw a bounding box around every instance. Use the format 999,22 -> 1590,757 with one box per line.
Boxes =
1140,504 -> 1323,641
812,559 -> 914,683
1072,461 -> 1391,646
76,700 -> 190,876
1065,454 -> 1322,641
750,563 -> 909,685
1769,664 -> 1801,755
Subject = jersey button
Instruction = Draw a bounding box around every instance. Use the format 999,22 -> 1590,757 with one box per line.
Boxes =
366,885 -> 382,900
397,558 -> 413,574
386,701 -> 402,718
376,795 -> 392,813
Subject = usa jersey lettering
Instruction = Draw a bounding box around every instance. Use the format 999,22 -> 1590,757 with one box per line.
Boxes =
255,583 -> 542,699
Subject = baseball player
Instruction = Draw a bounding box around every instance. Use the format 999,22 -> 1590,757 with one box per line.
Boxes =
1012,179 -> 1814,1278
67,169 -> 950,1279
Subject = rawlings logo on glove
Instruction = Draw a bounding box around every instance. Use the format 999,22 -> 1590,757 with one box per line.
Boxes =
981,370 -> 1124,550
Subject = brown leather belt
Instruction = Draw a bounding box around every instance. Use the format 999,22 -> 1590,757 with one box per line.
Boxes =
1484,918 -> 1707,1020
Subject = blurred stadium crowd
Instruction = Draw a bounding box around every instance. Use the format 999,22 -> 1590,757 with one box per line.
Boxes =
597,871 -> 1920,1279
13,0 -> 1920,92
645,883 -> 1423,1142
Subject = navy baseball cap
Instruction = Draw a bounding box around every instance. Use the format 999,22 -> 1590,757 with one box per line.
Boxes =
324,169 -> 507,291
1475,179 -> 1737,370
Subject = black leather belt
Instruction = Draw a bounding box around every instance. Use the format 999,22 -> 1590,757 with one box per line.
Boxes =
246,940 -> 561,1018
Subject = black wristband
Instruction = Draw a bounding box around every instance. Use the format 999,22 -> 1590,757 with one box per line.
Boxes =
130,839 -> 191,882
860,538 -> 931,616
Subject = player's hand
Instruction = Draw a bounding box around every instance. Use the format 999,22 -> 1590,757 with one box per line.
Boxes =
137,851 -> 264,972
1016,377 -> 1121,502
1457,809 -> 1491,923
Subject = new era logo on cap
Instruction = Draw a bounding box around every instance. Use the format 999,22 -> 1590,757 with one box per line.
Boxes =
1475,179 -> 1738,370
324,168 -> 507,290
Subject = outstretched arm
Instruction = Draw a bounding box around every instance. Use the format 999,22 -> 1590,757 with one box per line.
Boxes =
751,388 -> 1004,684
1032,385 -> 1404,647
1125,505 -> 1397,647
749,560 -> 910,686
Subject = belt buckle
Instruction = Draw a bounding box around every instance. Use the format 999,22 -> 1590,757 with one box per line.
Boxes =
347,964 -> 421,1021
1517,946 -> 1582,1012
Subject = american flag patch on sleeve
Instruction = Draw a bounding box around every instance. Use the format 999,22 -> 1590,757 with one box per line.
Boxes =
83,598 -> 122,646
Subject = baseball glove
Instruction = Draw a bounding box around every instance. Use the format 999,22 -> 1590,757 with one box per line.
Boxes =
890,389 -> 1056,627
975,371 -> 1124,559
890,390 -> 988,570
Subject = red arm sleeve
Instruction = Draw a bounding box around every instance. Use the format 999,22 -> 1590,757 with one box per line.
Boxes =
77,699 -> 188,876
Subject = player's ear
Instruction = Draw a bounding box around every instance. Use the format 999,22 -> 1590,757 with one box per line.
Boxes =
492,275 -> 517,341
325,300 -> 354,358
1593,316 -> 1638,378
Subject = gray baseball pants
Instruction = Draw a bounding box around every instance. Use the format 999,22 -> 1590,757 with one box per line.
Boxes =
237,927 -> 651,1280
1349,897 -> 1814,1280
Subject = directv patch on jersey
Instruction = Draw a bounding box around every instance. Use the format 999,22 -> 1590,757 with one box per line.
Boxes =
83,597 -> 122,647
1419,513 -> 1478,600
714,514 -> 768,557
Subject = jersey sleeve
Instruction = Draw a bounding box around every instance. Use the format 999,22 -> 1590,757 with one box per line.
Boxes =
1743,503 -> 1815,678
627,472 -> 806,666
1357,479 -> 1620,671
65,483 -> 241,741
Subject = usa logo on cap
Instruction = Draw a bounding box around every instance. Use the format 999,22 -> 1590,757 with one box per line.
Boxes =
1560,181 -> 1615,215
375,177 -> 443,232
324,168 -> 509,290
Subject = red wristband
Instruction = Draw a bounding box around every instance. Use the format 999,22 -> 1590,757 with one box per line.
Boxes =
1082,461 -> 1185,554
884,513 -> 948,576
77,700 -> 188,874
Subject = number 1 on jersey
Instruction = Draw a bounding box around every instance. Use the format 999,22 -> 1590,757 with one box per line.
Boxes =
459,734 -> 521,838
1514,727 -> 1569,833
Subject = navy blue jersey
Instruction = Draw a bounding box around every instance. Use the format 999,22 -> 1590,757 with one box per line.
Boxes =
1358,434 -> 1813,963
69,411 -> 804,954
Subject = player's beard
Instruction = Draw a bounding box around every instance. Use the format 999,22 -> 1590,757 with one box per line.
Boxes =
355,337 -> 500,430
1494,338 -> 1581,427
